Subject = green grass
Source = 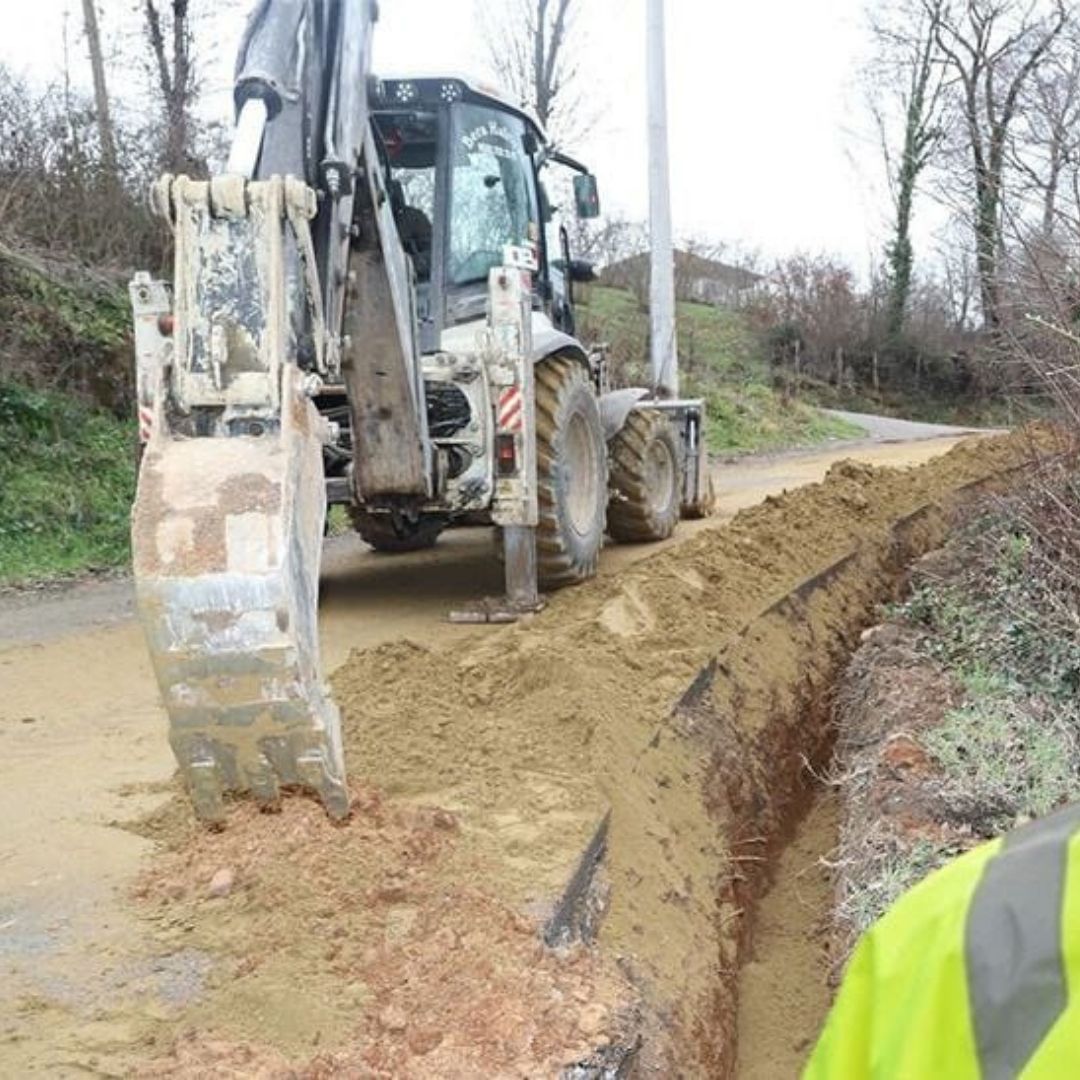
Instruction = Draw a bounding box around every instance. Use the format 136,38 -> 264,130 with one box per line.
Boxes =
0,251 -> 132,409
923,694 -> 1080,828
0,382 -> 136,584
0,258 -> 129,353
580,286 -> 862,454
899,495 -> 1080,835
582,285 -> 763,385
702,384 -> 863,455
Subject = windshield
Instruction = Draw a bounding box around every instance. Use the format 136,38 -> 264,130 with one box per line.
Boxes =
448,103 -> 539,287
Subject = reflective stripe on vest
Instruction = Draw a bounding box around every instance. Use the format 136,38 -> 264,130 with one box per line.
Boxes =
965,802 -> 1080,1078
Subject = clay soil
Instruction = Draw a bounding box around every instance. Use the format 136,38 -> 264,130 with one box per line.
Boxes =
125,432 -> 1039,1077
0,433 -> 1040,1078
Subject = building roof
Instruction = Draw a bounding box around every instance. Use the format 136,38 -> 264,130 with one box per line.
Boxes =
603,249 -> 763,290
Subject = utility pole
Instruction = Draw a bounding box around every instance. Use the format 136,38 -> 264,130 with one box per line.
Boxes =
80,0 -> 119,178
647,0 -> 677,397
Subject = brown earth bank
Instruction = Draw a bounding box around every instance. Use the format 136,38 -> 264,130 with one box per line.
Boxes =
116,429 -> 1046,1078
0,439 -> 979,1080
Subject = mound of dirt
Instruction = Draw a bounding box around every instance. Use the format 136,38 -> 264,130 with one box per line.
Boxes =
131,431 -> 1041,1076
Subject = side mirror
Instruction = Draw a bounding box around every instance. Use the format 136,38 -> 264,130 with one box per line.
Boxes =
568,259 -> 596,283
573,174 -> 601,219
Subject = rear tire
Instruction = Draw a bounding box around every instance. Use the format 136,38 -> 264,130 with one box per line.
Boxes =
535,356 -> 607,589
607,409 -> 681,543
350,510 -> 446,553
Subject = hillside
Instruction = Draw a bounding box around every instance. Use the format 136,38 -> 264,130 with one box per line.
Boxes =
0,245 -> 132,414
579,286 -> 862,454
0,248 -> 137,585
0,382 -> 136,583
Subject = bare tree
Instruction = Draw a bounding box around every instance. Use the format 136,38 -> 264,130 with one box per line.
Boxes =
1011,29 -> 1080,240
930,0 -> 1068,330
935,216 -> 980,330
143,0 -> 196,173
868,0 -> 946,343
483,0 -> 586,146
570,214 -> 647,268
80,0 -> 118,178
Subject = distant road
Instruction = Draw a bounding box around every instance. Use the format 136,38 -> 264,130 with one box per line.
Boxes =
823,408 -> 1000,444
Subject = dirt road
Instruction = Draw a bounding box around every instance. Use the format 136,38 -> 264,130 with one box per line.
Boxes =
0,431 -> 978,1075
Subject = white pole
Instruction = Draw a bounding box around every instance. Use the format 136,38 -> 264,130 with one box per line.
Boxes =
647,0 -> 678,397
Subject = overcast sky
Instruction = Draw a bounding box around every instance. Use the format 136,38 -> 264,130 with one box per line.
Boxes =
0,0 -> 899,272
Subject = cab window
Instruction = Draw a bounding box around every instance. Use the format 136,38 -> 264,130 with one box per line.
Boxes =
448,104 -> 539,287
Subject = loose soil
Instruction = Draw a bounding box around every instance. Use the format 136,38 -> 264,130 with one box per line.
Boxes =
735,794 -> 838,1078
0,433 -> 1037,1077
129,432 -> 1037,1076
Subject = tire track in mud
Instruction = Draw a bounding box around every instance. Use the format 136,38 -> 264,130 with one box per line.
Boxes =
22,432 -> 1044,1078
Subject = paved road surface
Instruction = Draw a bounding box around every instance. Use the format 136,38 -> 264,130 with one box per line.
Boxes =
824,408 -> 996,444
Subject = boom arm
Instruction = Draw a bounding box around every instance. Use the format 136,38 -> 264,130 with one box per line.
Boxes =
131,0 -> 428,823
231,0 -> 429,497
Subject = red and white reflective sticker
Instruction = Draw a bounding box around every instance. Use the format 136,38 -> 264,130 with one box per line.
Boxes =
138,406 -> 154,443
497,386 -> 523,432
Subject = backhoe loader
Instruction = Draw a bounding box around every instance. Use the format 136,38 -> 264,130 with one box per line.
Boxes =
129,0 -> 708,824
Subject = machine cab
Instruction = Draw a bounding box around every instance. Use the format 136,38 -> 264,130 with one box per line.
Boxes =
371,76 -> 599,351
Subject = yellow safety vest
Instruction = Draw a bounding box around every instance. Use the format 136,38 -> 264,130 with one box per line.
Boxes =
805,803 -> 1080,1078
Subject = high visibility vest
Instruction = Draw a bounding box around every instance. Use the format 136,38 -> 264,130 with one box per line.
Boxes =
805,802 -> 1080,1078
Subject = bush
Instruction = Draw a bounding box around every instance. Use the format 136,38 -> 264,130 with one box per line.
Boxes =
898,466 -> 1080,834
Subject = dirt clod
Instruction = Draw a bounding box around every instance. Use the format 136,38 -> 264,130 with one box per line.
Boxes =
577,1002 -> 609,1037
378,1005 -> 408,1033
207,868 -> 235,899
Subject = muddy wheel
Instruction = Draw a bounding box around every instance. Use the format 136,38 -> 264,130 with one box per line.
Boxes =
350,510 -> 446,553
535,356 -> 607,589
606,409 -> 682,543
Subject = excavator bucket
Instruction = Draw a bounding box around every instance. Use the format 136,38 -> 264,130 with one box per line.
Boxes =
131,175 -> 349,824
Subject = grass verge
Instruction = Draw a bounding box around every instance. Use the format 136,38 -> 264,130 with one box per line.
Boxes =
703,385 -> 863,455
830,457 -> 1080,958
0,382 -> 136,584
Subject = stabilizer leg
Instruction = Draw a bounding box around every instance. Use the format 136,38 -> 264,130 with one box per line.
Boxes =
450,261 -> 545,625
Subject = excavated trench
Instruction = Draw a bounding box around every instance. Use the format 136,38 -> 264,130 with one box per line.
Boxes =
683,496 -> 969,1074
129,433 -> 1042,1078
702,459 -> 1042,1077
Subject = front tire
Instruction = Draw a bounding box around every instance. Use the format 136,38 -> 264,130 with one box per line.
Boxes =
535,357 -> 608,589
350,510 -> 446,553
607,409 -> 681,543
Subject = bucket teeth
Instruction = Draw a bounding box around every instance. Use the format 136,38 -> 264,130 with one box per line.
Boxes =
165,707 -> 350,825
